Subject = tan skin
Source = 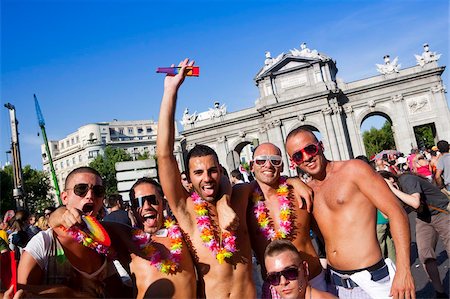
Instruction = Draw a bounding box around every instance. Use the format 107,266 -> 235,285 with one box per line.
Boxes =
127,182 -> 196,299
286,131 -> 415,299
17,171 -> 121,298
265,251 -> 336,299
156,58 -> 255,299
235,143 -> 322,281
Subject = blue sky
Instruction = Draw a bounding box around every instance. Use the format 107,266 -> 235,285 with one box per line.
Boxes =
1,0 -> 449,169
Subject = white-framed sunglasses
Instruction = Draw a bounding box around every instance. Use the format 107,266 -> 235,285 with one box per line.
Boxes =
253,155 -> 283,167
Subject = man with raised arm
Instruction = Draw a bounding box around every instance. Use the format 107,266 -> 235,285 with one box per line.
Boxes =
285,128 -> 415,299
156,58 -> 255,298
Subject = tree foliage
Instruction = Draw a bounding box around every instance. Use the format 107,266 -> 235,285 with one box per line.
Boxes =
1,165 -> 54,215
89,146 -> 132,196
362,120 -> 396,158
414,125 -> 434,149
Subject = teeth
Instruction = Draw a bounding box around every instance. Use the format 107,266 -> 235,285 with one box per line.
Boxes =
144,214 -> 156,220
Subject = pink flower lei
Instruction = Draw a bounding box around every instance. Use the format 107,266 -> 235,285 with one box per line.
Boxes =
191,192 -> 237,264
65,226 -> 109,255
252,177 -> 293,240
132,219 -> 183,274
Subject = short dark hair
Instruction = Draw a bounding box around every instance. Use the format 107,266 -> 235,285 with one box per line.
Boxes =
264,239 -> 301,264
230,169 -> 244,181
437,140 -> 449,153
105,193 -> 123,208
65,166 -> 102,189
129,177 -> 164,200
286,127 -> 318,144
185,144 -> 219,174
355,155 -> 370,164
378,170 -> 398,184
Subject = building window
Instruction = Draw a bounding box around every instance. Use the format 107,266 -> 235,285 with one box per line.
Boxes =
119,128 -> 124,134
146,127 -> 152,133
109,128 -> 115,135
60,142 -> 64,150
66,140 -> 70,147
137,127 -> 143,134
102,137 -> 106,144
88,150 -> 99,159
76,136 -> 79,143
71,138 -> 74,145
66,159 -> 70,167
72,157 -> 76,164
61,162 -> 64,168
128,127 -> 134,134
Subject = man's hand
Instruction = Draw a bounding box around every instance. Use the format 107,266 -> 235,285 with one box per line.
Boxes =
2,285 -> 25,299
390,269 -> 415,299
286,177 -> 313,213
48,207 -> 83,229
163,58 -> 195,93
216,194 -> 239,231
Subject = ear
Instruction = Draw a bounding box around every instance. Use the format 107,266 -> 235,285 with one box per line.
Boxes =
61,191 -> 69,205
250,161 -> 255,172
302,260 -> 309,279
319,141 -> 324,152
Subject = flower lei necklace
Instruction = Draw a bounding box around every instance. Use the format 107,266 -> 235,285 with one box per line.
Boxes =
132,219 -> 183,274
64,216 -> 111,255
252,177 -> 293,240
191,192 -> 237,264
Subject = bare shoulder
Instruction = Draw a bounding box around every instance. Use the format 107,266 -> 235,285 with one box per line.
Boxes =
336,159 -> 375,176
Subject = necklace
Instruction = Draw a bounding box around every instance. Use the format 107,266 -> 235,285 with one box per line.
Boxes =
132,219 -> 183,274
64,216 -> 110,255
252,177 -> 293,240
191,192 -> 237,264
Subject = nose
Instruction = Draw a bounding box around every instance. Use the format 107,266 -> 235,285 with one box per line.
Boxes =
279,275 -> 289,286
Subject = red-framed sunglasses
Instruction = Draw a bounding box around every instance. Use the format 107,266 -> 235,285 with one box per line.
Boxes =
291,142 -> 321,164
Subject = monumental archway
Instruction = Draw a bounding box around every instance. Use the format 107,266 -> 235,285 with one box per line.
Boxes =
179,43 -> 449,175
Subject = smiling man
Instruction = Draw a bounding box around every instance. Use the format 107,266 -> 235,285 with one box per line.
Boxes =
156,58 -> 255,298
264,240 -> 336,299
285,128 -> 415,299
17,166 -> 126,297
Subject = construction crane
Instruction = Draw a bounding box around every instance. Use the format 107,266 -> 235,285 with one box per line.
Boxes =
34,94 -> 62,205
4,103 -> 26,210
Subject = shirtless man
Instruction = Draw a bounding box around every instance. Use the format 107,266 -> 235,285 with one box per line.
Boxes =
264,240 -> 336,299
285,128 -> 415,298
17,166 -> 126,298
233,143 -> 325,297
156,58 -> 255,298
114,177 -> 197,299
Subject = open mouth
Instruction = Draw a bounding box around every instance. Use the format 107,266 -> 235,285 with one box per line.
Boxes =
82,203 -> 94,214
143,214 -> 156,221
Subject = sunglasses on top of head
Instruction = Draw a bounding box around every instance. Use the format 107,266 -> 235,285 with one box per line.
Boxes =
291,142 -> 321,164
266,266 -> 300,286
253,155 -> 283,167
131,194 -> 159,209
66,183 -> 106,198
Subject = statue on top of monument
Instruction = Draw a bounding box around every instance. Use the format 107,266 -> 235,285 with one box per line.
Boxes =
414,43 -> 441,67
376,55 -> 401,75
290,42 -> 326,60
208,101 -> 227,120
181,108 -> 198,126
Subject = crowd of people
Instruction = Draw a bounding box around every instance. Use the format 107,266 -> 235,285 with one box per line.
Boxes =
0,59 -> 449,299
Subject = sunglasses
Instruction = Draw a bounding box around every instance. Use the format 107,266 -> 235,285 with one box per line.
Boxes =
267,266 -> 300,286
291,142 -> 321,164
66,183 -> 105,198
131,194 -> 159,208
253,155 -> 283,167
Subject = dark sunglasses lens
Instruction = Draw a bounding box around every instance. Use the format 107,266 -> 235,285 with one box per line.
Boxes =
282,268 -> 299,280
304,144 -> 318,155
255,159 -> 267,166
73,184 -> 89,197
144,195 -> 158,205
292,151 -> 303,163
267,273 -> 281,286
92,185 -> 106,197
270,159 -> 282,166
132,195 -> 158,208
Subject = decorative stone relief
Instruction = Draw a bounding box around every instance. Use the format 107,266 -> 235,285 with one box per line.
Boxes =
391,94 -> 403,102
321,107 -> 333,115
344,106 -> 353,114
406,95 -> 431,114
376,55 -> 400,74
415,43 -> 441,67
186,143 -> 196,151
289,43 -> 328,61
216,136 -> 226,143
431,84 -> 446,94
208,102 -> 227,119
297,113 -> 306,122
238,130 -> 246,138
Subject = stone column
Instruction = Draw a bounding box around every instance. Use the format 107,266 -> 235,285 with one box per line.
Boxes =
267,119 -> 290,176
390,94 -> 414,153
344,106 -> 364,157
215,136 -> 229,170
431,84 -> 450,140
330,102 -> 349,160
321,107 -> 341,160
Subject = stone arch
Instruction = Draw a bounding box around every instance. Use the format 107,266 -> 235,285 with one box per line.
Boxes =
356,107 -> 398,154
226,137 -> 258,171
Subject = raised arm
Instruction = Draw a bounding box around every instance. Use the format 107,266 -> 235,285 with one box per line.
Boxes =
353,160 -> 415,298
156,58 -> 194,218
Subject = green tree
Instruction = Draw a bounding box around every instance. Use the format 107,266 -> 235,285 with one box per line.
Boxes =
0,165 -> 53,214
0,166 -> 15,214
136,152 -> 150,160
362,120 -> 396,158
89,146 -> 132,196
414,125 -> 434,149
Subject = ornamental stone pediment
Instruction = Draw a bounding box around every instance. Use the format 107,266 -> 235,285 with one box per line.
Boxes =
255,55 -> 320,81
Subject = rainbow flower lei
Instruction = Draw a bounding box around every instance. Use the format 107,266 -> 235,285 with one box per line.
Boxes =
132,219 -> 183,274
191,192 -> 237,264
64,217 -> 110,255
252,177 -> 293,240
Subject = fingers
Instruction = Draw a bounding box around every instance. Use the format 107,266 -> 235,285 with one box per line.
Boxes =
61,208 -> 83,228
